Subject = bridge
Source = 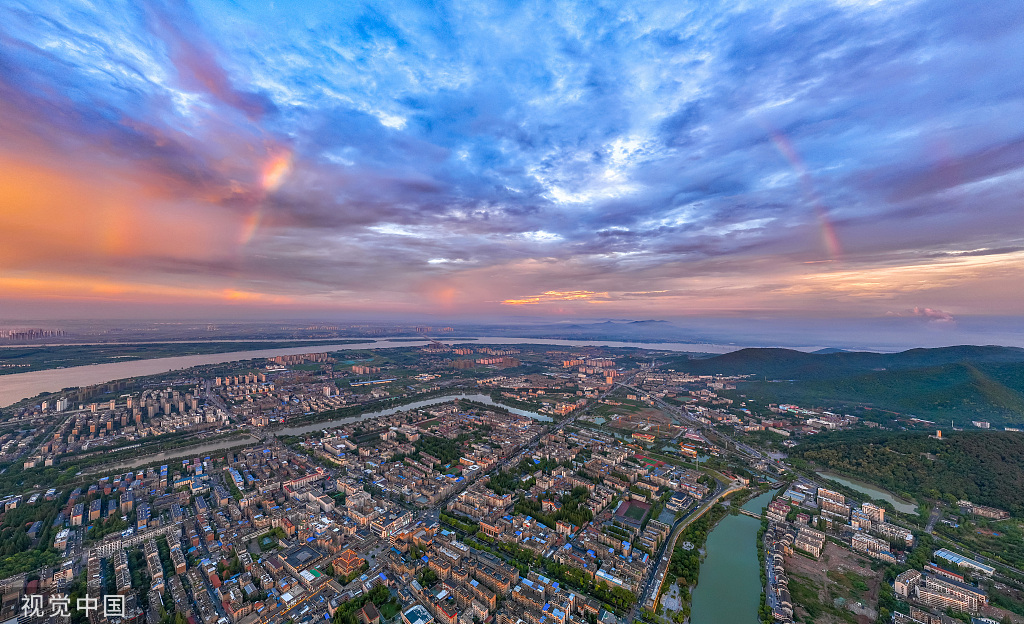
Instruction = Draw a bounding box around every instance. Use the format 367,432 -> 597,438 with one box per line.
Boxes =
737,507 -> 762,519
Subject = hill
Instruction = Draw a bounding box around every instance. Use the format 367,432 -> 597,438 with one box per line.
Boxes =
669,346 -> 1024,425
791,430 -> 1024,516
670,345 -> 1024,380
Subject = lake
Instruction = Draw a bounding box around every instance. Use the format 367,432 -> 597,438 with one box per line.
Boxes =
816,471 -> 919,514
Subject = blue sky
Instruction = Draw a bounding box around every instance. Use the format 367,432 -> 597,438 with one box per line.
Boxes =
1,0 -> 1023,321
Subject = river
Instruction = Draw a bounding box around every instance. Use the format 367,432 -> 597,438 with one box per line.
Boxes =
87,393 -> 548,470
275,393 -> 551,436
89,434 -> 262,473
0,336 -> 743,408
689,490 -> 775,624
816,471 -> 919,514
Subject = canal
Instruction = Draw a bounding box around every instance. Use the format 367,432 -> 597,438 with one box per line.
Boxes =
689,489 -> 775,624
92,393 -> 549,471
88,434 -> 261,473
275,393 -> 551,436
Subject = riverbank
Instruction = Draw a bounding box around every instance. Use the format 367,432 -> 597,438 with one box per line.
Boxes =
0,340 -> 368,376
757,519 -> 770,624
275,392 -> 551,436
652,487 -> 751,620
0,336 -> 741,407
83,433 -> 260,474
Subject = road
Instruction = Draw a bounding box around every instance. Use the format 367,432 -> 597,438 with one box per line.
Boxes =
628,479 -> 743,623
762,526 -> 781,616
415,411 -> 580,520
924,504 -> 942,534
618,382 -> 771,465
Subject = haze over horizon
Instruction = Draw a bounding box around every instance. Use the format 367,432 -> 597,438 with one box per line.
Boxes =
2,0 -> 1024,327
2,314 -> 1023,353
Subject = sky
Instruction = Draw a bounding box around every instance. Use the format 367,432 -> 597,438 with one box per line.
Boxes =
2,0 -> 1024,324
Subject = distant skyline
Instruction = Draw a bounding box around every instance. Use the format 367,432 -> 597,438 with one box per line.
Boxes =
2,315 -> 1023,353
2,0 -> 1024,322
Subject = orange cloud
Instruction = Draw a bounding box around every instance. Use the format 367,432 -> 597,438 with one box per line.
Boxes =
778,251 -> 1024,300
0,154 -> 243,271
502,290 -> 610,305
261,151 -> 293,191
0,273 -> 294,306
221,289 -> 294,304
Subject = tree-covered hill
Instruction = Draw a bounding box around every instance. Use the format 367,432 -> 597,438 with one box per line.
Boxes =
791,430 -> 1024,515
670,345 -> 1024,380
669,346 -> 1024,424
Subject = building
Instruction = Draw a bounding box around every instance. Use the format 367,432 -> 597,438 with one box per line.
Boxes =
861,502 -> 885,524
894,570 -> 922,599
360,602 -> 381,624
794,526 -> 825,558
820,498 -> 851,519
282,544 -> 326,577
915,574 -> 987,613
850,510 -> 872,530
958,500 -> 1010,521
403,605 -> 434,624
335,549 -> 366,577
933,549 -> 995,576
816,488 -> 845,505
766,500 -> 789,523
873,521 -> 914,547
851,534 -> 896,563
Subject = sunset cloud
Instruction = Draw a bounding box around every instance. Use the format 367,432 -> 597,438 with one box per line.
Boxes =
888,307 -> 956,324
502,291 -> 611,306
0,0 -> 1022,318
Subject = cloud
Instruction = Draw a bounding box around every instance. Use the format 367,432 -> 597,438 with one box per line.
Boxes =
888,307 -> 956,324
502,291 -> 611,306
1,0 -> 1023,318
143,0 -> 278,120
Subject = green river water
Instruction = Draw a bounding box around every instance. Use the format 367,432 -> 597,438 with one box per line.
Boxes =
689,489 -> 775,624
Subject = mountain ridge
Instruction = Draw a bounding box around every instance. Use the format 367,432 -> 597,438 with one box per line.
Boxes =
668,345 -> 1024,425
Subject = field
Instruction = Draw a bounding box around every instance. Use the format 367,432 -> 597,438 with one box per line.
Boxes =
633,454 -> 665,468
592,399 -> 646,417
625,505 -> 647,522
785,542 -> 881,624
606,408 -> 683,439
618,499 -> 652,523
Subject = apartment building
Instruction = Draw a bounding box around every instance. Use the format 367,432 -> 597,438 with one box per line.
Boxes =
851,533 -> 896,563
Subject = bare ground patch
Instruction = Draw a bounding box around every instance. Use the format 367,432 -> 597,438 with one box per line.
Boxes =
785,541 -> 881,624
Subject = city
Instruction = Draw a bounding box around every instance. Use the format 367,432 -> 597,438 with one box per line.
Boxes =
2,0 -> 1024,623
2,336 -> 1024,624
